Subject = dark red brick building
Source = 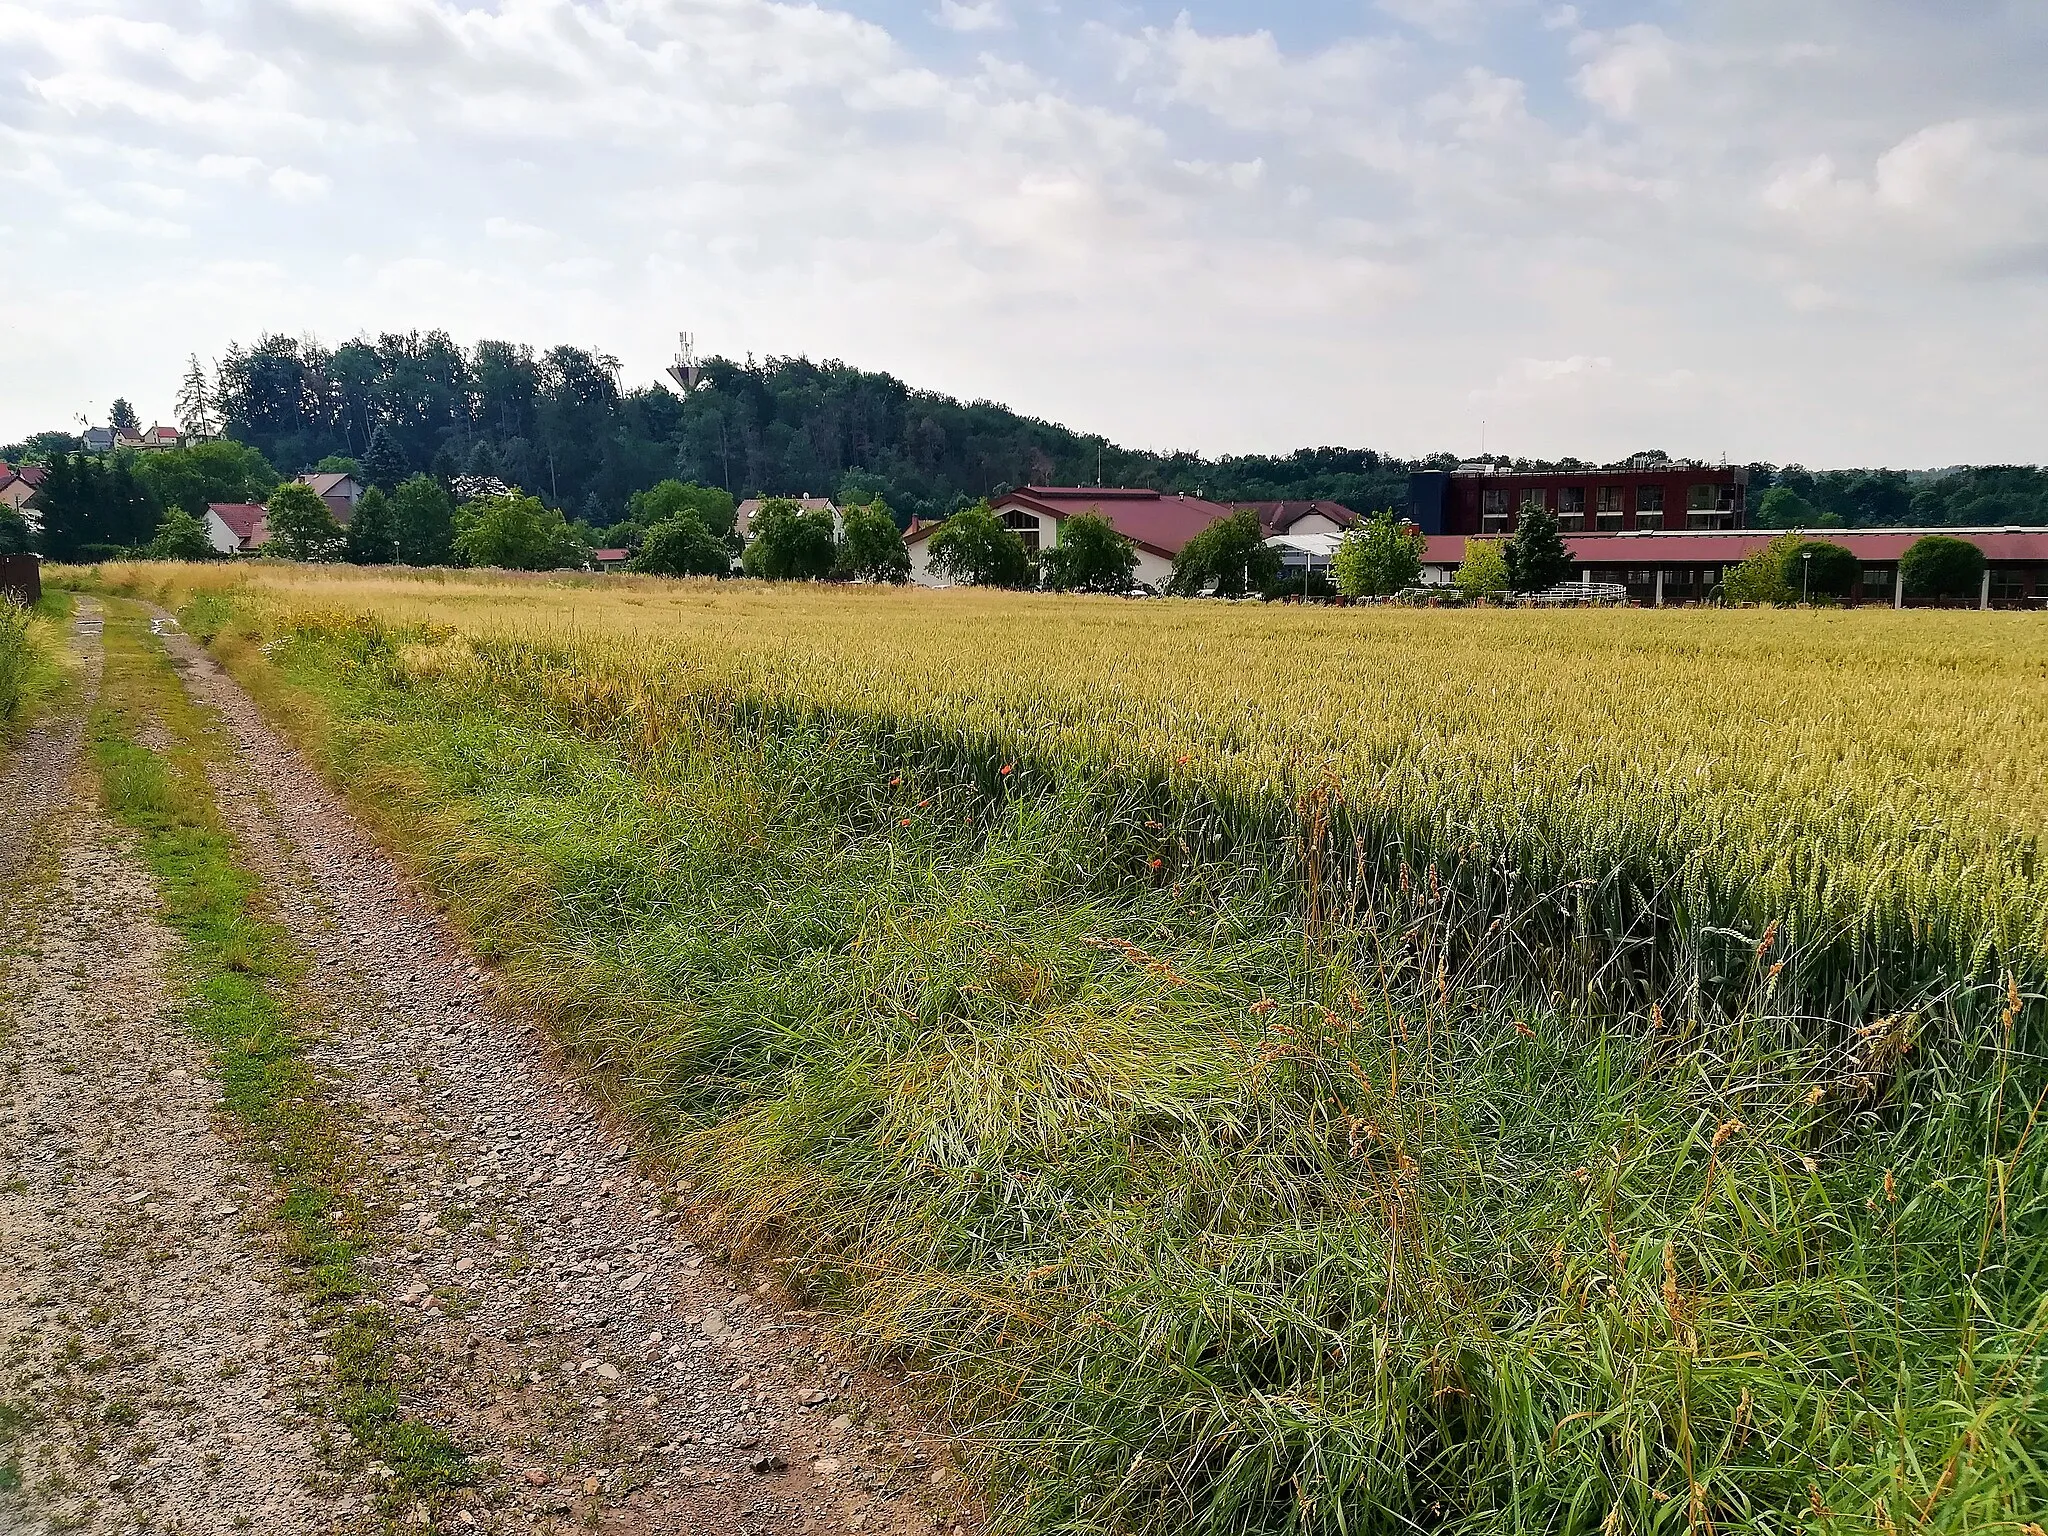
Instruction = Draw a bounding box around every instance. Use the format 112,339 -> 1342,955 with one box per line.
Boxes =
1409,462 -> 1748,538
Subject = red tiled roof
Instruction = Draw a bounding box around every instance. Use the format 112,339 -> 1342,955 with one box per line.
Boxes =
905,487 -> 1238,558
1235,500 -> 1360,534
1423,529 -> 2048,566
208,502 -> 268,547
593,549 -> 631,561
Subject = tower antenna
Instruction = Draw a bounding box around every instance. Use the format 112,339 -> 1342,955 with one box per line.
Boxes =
665,332 -> 704,395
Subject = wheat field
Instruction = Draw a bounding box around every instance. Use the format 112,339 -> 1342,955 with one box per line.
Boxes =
69,561 -> 2048,1534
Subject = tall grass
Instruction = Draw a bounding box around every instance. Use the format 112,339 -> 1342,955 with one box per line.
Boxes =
0,599 -> 45,728
137,599 -> 2048,1534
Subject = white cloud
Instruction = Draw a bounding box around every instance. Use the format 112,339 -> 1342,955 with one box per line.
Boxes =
0,0 -> 2044,466
932,0 -> 1007,33
1571,25 -> 1676,120
268,167 -> 330,203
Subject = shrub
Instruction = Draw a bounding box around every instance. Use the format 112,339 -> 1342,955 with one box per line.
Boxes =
1454,538 -> 1509,601
1902,534 -> 1986,605
1168,509 -> 1277,597
742,498 -> 839,581
633,515 -> 731,577
836,499 -> 911,584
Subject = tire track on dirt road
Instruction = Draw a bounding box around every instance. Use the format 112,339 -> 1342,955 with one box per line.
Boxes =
151,615 -> 980,1536
2,602 -> 360,1536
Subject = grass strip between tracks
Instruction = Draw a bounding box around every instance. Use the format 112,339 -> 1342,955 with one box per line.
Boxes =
87,600 -> 470,1517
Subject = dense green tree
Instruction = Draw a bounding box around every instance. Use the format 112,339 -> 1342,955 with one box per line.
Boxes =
1791,539 -> 1858,601
264,483 -> 343,562
0,430 -> 83,464
1169,509 -> 1280,597
632,515 -> 731,577
0,506 -> 32,555
33,453 -> 159,560
835,499 -> 911,584
109,398 -> 140,437
1504,506 -> 1575,593
602,519 -> 647,553
1901,535 -> 1987,604
1455,538 -> 1509,601
344,486 -> 399,565
1756,485 -> 1816,528
741,498 -> 838,580
314,454 -> 362,477
1038,511 -> 1136,593
926,503 -> 1032,588
394,475 -> 456,565
453,492 -> 586,570
1332,510 -> 1424,598
144,509 -> 219,561
133,439 -> 278,517
628,480 -> 737,543
362,426 -> 408,491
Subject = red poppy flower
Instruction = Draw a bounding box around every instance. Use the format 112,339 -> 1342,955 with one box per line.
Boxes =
999,765 -> 1014,776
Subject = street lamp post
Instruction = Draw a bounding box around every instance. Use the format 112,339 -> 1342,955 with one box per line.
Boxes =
1802,550 -> 1813,604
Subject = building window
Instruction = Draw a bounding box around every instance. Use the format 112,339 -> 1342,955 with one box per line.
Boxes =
1000,508 -> 1041,552
1520,487 -> 1548,515
1633,486 -> 1663,530
1686,482 -> 1734,529
1989,566 -> 2035,604
1481,486 -> 1509,532
1557,487 -> 1586,530
1862,566 -> 1895,594
1597,486 -> 1627,532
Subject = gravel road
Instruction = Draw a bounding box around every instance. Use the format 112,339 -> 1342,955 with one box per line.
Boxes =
152,618 -> 978,1536
2,601 -> 978,1536
3,603 -> 354,1534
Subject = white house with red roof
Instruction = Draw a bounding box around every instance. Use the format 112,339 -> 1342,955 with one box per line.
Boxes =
905,486 -> 1243,590
205,503 -> 269,555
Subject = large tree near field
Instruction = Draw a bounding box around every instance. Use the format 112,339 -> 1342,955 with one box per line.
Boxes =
1040,511 -> 1137,593
454,492 -> 587,570
835,499 -> 911,584
1901,535 -> 1986,604
743,497 -> 839,580
393,475 -> 456,566
1332,509 -> 1423,598
264,482 -> 343,562
926,502 -> 1032,588
1169,509 -> 1279,597
1504,506 -> 1575,593
633,514 -> 730,577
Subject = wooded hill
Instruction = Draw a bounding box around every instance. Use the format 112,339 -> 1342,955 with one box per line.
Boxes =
6,330 -> 2044,531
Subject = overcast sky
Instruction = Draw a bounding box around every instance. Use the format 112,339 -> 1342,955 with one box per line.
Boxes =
2,0 -> 2044,467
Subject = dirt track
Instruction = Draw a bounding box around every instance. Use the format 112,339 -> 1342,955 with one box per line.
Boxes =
1,603 -> 974,1536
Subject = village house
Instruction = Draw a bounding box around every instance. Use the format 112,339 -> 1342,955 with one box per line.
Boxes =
204,503 -> 269,555
296,472 -> 364,523
734,495 -> 837,541
905,486 -> 1249,589
0,463 -> 47,512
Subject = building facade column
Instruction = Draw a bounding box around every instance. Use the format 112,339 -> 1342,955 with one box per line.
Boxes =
1895,568 -> 1904,610
1654,569 -> 1665,607
1981,569 -> 1992,611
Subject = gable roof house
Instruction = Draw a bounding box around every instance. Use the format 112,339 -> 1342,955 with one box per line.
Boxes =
296,472 -> 363,525
1237,501 -> 1361,538
0,464 -> 47,512
205,503 -> 269,555
905,486 -> 1239,590
735,495 -> 837,541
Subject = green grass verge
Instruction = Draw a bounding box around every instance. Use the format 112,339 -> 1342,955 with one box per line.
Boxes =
0,589 -> 73,742
87,602 -> 469,1514
180,602 -> 2048,1536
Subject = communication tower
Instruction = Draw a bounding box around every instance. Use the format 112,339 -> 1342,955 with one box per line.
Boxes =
665,332 -> 704,395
